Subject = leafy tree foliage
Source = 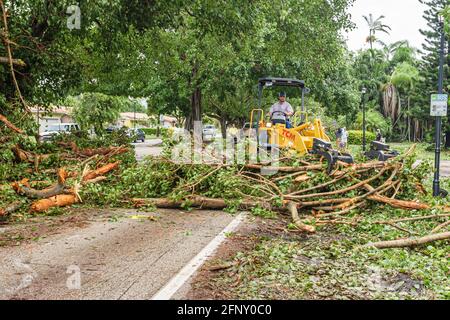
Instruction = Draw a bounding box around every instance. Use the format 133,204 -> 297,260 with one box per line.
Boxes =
71,93 -> 121,134
418,0 -> 449,147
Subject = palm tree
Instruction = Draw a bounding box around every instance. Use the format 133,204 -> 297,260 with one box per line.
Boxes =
363,14 -> 391,51
382,62 -> 420,141
382,40 -> 408,61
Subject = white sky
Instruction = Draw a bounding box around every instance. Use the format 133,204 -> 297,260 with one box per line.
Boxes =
344,0 -> 429,52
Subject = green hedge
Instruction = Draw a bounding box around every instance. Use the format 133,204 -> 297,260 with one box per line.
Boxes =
347,130 -> 376,145
140,127 -> 169,137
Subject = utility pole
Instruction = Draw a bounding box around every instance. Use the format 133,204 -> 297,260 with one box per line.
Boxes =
361,87 -> 367,152
134,103 -> 136,129
432,17 -> 448,197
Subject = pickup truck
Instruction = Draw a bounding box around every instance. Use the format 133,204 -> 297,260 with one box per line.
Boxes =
40,123 -> 81,142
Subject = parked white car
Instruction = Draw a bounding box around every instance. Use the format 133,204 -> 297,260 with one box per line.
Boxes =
40,123 -> 81,142
202,125 -> 217,142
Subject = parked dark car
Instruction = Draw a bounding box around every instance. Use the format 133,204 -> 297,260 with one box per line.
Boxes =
127,128 -> 145,143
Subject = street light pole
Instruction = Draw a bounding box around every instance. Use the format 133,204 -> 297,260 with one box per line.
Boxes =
432,18 -> 446,197
361,87 -> 367,152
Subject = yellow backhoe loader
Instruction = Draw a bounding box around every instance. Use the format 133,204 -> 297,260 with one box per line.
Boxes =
250,77 -> 354,172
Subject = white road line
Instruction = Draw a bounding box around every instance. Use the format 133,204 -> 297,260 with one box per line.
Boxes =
151,212 -> 245,300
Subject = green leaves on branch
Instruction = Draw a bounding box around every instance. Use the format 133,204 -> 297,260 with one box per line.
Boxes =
71,93 -> 121,134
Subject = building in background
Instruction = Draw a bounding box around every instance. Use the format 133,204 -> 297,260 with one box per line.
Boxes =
159,115 -> 178,128
116,112 -> 150,128
30,106 -> 74,133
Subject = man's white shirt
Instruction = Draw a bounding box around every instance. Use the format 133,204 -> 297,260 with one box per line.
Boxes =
270,102 -> 293,120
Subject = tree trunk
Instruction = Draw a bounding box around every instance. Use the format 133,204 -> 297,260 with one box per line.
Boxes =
191,86 -> 202,124
407,96 -> 411,142
445,129 -> 450,149
220,116 -> 227,139
184,113 -> 192,131
185,63 -> 202,132
156,112 -> 160,137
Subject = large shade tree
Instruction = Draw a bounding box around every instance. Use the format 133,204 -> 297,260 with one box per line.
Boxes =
74,0 -> 355,131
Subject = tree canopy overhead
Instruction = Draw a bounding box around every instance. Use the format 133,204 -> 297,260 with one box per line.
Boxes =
68,0 -> 356,129
1,0 -> 448,146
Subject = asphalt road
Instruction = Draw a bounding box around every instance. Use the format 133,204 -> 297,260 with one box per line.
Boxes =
441,161 -> 450,177
1,142 -> 446,300
414,160 -> 450,177
0,142 -> 241,300
132,139 -> 163,161
0,209 -> 236,300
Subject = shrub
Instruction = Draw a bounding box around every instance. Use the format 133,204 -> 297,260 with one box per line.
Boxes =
347,130 -> 376,145
355,110 -> 391,135
140,127 -> 170,137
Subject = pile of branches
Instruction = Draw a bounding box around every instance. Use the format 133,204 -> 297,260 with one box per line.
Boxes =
10,160 -> 121,213
0,7 -> 133,220
0,130 -> 132,219
131,146 -> 450,249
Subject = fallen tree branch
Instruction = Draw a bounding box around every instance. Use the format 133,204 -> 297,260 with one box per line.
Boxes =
82,161 -> 120,181
380,222 -> 418,236
0,114 -> 24,134
287,201 -> 315,233
363,231 -> 450,249
12,145 -> 50,163
244,163 -> 323,173
132,196 -> 269,211
82,176 -> 107,185
430,220 -> 450,234
0,56 -> 26,67
12,168 -> 69,199
317,201 -> 366,218
288,167 -> 390,200
375,213 -> 450,224
30,194 -> 79,212
58,141 -> 129,158
287,173 -> 348,196
0,201 -> 21,217
367,195 -> 430,210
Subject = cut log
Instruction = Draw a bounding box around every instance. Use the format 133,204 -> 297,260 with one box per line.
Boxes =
132,196 -> 267,210
30,194 -> 79,212
364,231 -> 450,249
82,161 -> 120,181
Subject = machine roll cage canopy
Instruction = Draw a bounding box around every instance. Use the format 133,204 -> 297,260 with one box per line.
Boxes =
257,77 -> 310,120
258,77 -> 305,89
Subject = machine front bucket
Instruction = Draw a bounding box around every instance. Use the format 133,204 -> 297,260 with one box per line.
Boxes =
311,138 -> 354,173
